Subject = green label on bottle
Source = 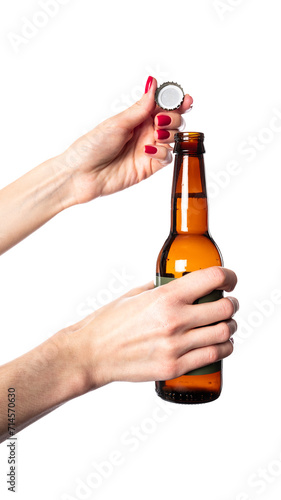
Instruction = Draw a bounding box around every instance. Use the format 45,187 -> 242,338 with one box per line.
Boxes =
155,275 -> 222,376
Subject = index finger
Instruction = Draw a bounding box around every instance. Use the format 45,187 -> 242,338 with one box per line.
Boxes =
162,267 -> 238,304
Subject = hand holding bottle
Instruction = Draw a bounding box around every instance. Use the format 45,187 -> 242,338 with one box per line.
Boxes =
0,266 -> 238,441
62,267 -> 238,390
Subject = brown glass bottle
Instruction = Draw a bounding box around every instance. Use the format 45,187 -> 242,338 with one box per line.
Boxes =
155,132 -> 223,404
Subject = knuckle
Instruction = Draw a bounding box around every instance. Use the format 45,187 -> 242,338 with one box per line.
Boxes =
162,336 -> 178,358
157,309 -> 177,335
156,337 -> 179,380
156,286 -> 173,306
162,359 -> 178,381
134,99 -> 147,118
207,266 -> 226,286
134,99 -> 142,110
207,345 -> 220,365
219,298 -> 234,318
163,313 -> 178,335
217,322 -> 231,343
154,290 -> 178,334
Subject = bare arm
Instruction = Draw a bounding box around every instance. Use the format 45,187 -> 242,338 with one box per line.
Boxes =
0,328 -> 87,443
0,157 -> 75,254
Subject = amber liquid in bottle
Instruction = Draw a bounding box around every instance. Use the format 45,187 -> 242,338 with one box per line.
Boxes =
155,132 -> 223,404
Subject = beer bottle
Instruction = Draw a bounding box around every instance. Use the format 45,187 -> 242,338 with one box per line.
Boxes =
155,132 -> 223,404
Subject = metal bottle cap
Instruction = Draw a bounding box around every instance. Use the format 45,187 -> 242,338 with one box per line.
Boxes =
155,82 -> 184,110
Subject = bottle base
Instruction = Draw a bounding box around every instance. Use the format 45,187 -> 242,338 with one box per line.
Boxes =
155,387 -> 221,405
155,369 -> 222,405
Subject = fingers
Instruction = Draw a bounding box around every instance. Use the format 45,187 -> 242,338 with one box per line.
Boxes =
177,319 -> 237,355
187,296 -> 239,329
154,128 -> 180,144
176,338 -> 233,375
164,266 -> 238,304
143,80 -> 193,156
155,112 -> 183,129
144,144 -> 173,166
153,95 -> 192,144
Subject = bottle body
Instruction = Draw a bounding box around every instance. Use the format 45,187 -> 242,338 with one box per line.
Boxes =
155,234 -> 223,404
155,132 -> 223,404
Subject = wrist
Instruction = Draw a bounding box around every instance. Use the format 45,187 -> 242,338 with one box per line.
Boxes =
49,154 -> 80,211
49,328 -> 92,400
0,155 -> 80,255
65,319 -> 113,393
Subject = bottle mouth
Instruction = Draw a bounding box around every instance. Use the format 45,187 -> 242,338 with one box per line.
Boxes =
174,132 -> 204,141
174,132 -> 205,154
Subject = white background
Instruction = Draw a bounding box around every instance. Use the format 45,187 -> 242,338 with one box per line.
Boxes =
0,0 -> 281,499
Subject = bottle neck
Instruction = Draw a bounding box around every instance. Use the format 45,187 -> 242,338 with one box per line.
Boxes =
170,153 -> 208,235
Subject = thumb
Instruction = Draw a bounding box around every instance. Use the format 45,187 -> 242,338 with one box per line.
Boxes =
115,76 -> 157,131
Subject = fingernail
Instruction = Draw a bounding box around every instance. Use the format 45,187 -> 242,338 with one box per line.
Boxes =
227,297 -> 239,314
145,145 -> 157,155
157,130 -> 170,140
227,319 -> 237,336
145,76 -> 153,94
157,115 -> 172,126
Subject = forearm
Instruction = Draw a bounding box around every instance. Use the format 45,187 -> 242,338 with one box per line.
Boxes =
0,156 -> 76,255
0,328 -> 89,443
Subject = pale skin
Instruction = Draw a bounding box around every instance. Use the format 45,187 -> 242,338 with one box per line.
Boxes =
0,77 -> 238,442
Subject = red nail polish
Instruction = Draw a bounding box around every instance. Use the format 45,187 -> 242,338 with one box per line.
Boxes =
157,115 -> 172,126
145,145 -> 157,155
157,130 -> 170,140
145,76 -> 153,94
